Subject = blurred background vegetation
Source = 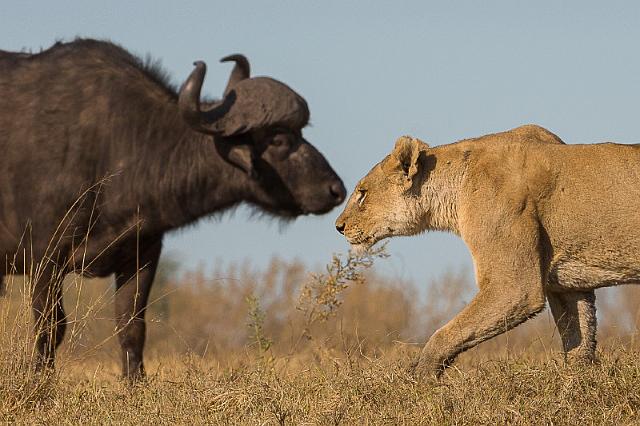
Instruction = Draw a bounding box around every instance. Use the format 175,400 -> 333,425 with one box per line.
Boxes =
2,254 -> 639,371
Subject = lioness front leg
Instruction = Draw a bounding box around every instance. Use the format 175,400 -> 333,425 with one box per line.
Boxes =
547,290 -> 597,363
414,206 -> 548,378
414,285 -> 546,377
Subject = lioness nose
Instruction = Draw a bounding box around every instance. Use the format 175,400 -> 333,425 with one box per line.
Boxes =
328,181 -> 346,204
335,221 -> 346,234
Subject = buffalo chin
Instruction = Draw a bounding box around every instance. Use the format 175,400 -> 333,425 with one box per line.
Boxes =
255,198 -> 340,218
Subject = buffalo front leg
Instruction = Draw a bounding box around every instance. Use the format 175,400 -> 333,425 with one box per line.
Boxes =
413,286 -> 546,378
547,290 -> 597,363
31,266 -> 67,371
114,240 -> 162,380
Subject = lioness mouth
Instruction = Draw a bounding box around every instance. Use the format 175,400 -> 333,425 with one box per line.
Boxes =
347,235 -> 376,254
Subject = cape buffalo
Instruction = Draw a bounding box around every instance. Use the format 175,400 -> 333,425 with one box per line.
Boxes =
0,39 -> 345,378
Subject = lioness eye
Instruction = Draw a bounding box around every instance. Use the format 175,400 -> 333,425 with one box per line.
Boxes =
357,189 -> 367,207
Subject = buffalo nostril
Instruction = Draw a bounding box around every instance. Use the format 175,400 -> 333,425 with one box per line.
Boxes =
329,181 -> 346,204
336,222 -> 346,234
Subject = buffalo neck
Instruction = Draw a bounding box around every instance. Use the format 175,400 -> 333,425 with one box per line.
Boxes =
114,104 -> 251,234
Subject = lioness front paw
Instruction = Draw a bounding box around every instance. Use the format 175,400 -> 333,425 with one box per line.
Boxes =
409,356 -> 445,381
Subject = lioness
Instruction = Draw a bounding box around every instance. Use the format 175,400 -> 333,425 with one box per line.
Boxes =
335,125 -> 640,377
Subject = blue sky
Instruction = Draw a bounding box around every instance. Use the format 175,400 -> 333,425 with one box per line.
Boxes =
2,2 -> 639,286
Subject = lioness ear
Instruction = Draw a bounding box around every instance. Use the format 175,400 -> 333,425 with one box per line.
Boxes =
391,136 -> 428,189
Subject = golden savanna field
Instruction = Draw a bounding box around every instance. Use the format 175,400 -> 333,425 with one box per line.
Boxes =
1,248 -> 640,424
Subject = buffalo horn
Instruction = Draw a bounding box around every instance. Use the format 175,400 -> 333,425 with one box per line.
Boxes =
178,61 -> 210,132
220,54 -> 250,94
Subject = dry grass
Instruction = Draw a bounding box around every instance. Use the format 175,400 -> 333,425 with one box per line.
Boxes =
2,349 -> 640,424
2,251 -> 640,424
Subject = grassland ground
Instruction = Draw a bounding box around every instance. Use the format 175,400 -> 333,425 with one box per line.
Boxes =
1,255 -> 640,424
3,349 -> 640,424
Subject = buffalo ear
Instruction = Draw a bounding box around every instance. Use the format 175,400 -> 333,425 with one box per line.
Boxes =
215,142 -> 256,178
390,136 -> 428,189
227,145 -> 256,178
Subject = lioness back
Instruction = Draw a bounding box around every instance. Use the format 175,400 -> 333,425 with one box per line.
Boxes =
460,124 -> 565,145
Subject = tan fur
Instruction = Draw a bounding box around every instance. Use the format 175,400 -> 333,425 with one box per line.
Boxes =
335,124 -> 640,377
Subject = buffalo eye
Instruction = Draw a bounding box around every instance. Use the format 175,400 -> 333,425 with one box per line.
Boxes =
271,133 -> 290,147
265,131 -> 296,160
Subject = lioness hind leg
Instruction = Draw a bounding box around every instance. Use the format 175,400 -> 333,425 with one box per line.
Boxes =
547,290 -> 597,363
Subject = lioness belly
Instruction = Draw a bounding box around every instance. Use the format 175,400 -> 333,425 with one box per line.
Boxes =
548,258 -> 640,290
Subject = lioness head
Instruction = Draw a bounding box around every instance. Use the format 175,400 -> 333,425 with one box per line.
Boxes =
335,136 -> 434,252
